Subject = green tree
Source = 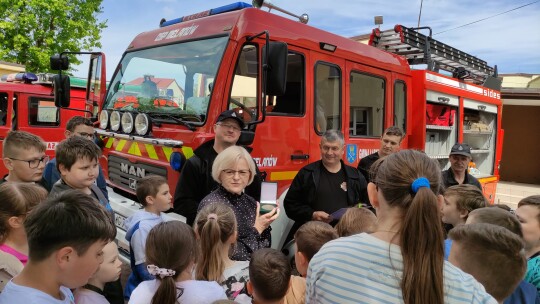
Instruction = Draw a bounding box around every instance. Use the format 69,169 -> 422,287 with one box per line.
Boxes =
0,0 -> 106,73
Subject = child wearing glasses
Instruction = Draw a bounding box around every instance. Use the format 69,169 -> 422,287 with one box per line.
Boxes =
1,130 -> 49,187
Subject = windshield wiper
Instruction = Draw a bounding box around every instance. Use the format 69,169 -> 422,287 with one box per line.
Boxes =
146,112 -> 196,131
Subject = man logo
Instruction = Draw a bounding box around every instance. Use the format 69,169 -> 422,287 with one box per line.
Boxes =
120,163 -> 146,178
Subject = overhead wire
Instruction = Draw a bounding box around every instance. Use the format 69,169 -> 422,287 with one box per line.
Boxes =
434,0 -> 540,35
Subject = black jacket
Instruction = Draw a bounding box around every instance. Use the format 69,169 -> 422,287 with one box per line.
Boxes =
284,160 -> 370,235
199,185 -> 271,261
357,151 -> 380,183
442,169 -> 482,190
173,140 -> 262,226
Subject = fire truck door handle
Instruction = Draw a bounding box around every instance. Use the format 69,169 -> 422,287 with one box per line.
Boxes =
291,154 -> 309,160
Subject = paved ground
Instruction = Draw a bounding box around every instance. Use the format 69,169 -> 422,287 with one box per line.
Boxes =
495,181 -> 540,209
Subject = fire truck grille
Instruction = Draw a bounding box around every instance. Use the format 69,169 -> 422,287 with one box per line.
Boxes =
108,155 -> 167,192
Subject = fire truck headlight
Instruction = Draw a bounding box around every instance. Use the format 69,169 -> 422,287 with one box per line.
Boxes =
135,113 -> 151,136
121,112 -> 135,133
99,110 -> 110,129
110,111 -> 121,132
170,152 -> 185,172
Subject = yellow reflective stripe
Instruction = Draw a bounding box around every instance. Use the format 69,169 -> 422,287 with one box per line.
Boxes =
116,139 -> 127,151
163,147 -> 173,162
105,138 -> 114,149
270,171 -> 298,181
145,144 -> 158,160
127,142 -> 142,156
479,176 -> 498,183
182,147 -> 194,159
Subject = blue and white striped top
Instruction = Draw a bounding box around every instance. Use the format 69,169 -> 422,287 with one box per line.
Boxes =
306,233 -> 497,304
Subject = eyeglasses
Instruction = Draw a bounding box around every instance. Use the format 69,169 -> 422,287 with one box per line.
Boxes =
217,123 -> 241,132
8,155 -> 50,169
76,132 -> 96,139
222,169 -> 250,178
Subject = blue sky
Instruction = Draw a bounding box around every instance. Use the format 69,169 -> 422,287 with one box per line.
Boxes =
73,0 -> 540,78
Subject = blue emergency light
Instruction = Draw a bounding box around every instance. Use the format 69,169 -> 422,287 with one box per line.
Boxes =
169,151 -> 185,172
160,2 -> 252,27
0,72 -> 38,84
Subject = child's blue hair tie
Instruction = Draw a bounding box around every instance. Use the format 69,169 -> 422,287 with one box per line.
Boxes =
411,177 -> 430,194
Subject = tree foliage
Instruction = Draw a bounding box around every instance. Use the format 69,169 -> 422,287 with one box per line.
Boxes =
0,0 -> 107,73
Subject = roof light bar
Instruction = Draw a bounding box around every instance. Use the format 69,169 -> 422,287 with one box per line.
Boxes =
0,72 -> 38,84
160,2 -> 252,27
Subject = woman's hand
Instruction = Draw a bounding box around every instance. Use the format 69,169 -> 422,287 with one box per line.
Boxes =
254,202 -> 280,234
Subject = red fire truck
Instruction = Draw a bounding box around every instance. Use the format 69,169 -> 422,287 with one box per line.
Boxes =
0,72 -> 88,177
51,1 -> 502,254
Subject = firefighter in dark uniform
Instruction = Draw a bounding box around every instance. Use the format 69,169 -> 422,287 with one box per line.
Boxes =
442,143 -> 482,190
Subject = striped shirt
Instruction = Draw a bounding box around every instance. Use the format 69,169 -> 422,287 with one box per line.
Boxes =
306,233 -> 497,304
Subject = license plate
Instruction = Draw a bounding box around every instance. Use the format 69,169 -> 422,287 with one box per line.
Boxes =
115,213 -> 128,231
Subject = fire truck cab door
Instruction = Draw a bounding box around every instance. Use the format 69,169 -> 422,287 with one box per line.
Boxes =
344,61 -> 393,168
309,52 -> 346,159
250,49 -> 310,183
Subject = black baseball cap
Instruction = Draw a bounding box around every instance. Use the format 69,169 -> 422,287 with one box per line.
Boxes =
450,143 -> 472,158
216,110 -> 245,129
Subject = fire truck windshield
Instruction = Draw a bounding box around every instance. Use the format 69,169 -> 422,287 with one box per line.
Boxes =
104,36 -> 228,122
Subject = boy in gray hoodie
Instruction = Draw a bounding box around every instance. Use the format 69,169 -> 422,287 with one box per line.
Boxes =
124,175 -> 172,300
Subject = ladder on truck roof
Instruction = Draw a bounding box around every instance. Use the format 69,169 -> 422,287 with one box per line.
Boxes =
369,24 -> 499,86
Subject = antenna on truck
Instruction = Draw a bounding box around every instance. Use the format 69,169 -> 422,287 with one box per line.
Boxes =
252,0 -> 309,24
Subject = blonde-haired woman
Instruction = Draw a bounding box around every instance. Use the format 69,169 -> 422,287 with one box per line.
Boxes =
198,146 -> 279,261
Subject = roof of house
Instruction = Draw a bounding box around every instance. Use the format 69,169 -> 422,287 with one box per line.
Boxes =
127,77 -> 176,89
0,61 -> 25,68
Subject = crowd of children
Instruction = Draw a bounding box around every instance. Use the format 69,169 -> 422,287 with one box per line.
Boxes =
0,121 -> 540,304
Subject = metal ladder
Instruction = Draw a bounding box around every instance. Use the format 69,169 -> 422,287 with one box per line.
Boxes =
369,25 -> 497,85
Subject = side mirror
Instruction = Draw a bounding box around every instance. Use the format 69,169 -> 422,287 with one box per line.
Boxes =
263,42 -> 288,96
52,75 -> 71,107
50,55 -> 69,71
237,130 -> 255,146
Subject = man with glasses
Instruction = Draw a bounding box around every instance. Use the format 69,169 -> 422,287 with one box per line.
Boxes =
174,110 -> 262,226
1,131 -> 49,187
42,116 -> 108,197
